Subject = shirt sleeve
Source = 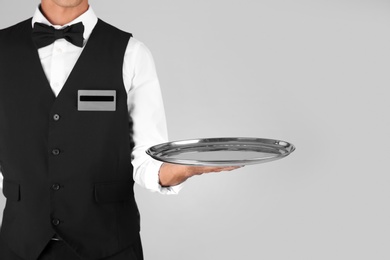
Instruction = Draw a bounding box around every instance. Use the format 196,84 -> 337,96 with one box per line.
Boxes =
123,38 -> 183,194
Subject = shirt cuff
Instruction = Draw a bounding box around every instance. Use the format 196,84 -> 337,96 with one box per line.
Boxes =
137,159 -> 183,195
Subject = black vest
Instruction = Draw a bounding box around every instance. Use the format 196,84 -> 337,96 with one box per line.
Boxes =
0,19 -> 140,260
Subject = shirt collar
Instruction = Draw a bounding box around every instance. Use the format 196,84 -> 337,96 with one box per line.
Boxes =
31,5 -> 98,42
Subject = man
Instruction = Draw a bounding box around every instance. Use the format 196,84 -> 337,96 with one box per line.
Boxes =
0,0 -> 238,259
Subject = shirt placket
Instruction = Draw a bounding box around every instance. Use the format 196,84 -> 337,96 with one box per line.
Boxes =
50,39 -> 68,97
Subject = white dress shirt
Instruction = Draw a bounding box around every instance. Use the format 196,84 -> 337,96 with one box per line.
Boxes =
0,6 -> 182,194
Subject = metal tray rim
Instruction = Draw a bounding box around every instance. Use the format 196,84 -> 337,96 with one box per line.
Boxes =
146,137 -> 296,166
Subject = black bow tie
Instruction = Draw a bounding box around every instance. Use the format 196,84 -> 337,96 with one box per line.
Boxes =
32,22 -> 85,48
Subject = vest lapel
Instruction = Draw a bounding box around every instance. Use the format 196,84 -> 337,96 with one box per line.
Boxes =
23,19 -> 57,103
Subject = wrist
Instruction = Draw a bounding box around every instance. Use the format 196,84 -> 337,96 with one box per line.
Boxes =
158,163 -> 189,187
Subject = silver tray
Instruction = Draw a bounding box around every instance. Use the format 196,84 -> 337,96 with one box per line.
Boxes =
146,137 -> 295,166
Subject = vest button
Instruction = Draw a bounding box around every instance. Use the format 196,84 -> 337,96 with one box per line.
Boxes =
52,219 -> 61,226
53,114 -> 60,121
52,149 -> 60,156
52,183 -> 60,191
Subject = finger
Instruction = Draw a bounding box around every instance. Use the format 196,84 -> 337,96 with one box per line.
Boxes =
203,165 -> 243,173
224,165 -> 244,171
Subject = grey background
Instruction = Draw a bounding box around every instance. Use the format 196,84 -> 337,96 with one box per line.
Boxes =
1,0 -> 389,259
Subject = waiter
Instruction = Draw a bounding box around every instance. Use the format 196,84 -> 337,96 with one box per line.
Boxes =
0,0 -> 237,259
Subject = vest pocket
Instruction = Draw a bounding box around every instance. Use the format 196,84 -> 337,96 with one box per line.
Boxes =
3,180 -> 20,202
94,181 -> 132,203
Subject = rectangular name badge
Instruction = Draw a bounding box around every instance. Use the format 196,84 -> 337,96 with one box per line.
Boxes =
78,90 -> 116,111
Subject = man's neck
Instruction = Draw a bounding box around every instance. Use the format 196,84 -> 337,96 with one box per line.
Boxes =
40,1 -> 89,26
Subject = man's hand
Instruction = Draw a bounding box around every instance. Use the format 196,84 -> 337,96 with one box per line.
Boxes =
158,163 -> 242,187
